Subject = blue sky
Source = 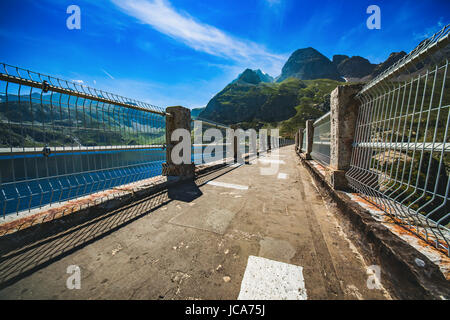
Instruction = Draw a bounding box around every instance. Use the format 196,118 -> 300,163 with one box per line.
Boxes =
0,0 -> 448,109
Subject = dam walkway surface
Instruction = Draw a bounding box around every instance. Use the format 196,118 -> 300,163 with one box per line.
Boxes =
0,146 -> 390,300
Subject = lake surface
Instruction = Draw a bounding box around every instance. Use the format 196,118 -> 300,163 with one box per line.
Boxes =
0,145 -> 230,217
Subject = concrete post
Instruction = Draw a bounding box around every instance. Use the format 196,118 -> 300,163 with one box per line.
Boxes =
233,134 -> 238,163
298,129 -> 304,153
163,106 -> 195,180
305,120 -> 314,160
329,84 -> 362,190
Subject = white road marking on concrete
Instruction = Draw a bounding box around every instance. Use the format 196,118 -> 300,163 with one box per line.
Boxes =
206,181 -> 249,190
238,256 -> 307,300
277,173 -> 288,179
258,159 -> 285,164
262,155 -> 286,158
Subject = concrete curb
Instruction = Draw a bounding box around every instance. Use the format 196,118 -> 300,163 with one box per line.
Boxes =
296,151 -> 450,300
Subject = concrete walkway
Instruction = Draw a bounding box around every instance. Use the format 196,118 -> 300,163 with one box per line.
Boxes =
0,147 -> 391,300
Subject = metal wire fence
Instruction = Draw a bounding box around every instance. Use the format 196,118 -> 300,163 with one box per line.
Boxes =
191,118 -> 293,165
192,118 -> 231,165
311,112 -> 331,165
346,25 -> 450,255
0,63 -> 296,219
0,63 -> 166,218
278,137 -> 294,147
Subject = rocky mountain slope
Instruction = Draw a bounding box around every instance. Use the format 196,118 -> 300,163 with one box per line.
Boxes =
370,51 -> 407,78
198,76 -> 340,136
191,107 -> 206,119
332,55 -> 377,81
276,47 -> 408,83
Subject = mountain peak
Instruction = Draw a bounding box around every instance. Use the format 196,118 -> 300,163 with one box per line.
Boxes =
238,69 -> 262,84
277,47 -> 343,82
335,55 -> 377,79
254,69 -> 274,83
371,51 -> 407,77
332,54 -> 349,66
233,68 -> 274,85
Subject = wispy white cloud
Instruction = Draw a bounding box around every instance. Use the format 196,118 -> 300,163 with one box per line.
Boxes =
110,0 -> 287,75
101,69 -> 115,80
413,17 -> 445,41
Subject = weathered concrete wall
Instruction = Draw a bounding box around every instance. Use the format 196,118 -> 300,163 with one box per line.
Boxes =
329,84 -> 362,189
164,106 -> 195,178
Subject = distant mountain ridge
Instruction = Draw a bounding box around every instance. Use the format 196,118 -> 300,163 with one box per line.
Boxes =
198,45 -> 412,137
276,47 -> 408,83
332,55 -> 377,80
276,47 -> 343,82
224,48 -> 407,87
371,51 -> 407,78
231,69 -> 274,85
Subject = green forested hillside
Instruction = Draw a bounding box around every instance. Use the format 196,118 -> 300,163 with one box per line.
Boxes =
199,77 -> 341,138
0,99 -> 165,148
190,107 -> 206,119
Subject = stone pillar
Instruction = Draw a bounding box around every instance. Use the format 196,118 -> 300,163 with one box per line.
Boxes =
305,120 -> 314,160
298,129 -> 304,153
163,106 -> 195,180
233,134 -> 238,163
257,135 -> 260,157
329,84 -> 362,190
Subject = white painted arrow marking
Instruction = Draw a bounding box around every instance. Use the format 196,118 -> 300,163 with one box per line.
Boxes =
238,256 -> 307,300
206,181 -> 249,190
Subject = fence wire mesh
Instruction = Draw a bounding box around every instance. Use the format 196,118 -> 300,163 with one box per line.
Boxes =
0,63 -> 166,218
311,112 -> 331,165
192,118 -> 231,165
278,137 -> 294,148
347,25 -> 450,255
191,118 -> 293,165
0,63 -> 296,220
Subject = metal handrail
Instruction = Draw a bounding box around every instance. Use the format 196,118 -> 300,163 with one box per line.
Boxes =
0,63 -> 167,116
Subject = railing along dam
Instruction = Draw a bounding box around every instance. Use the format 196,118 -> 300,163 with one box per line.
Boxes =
0,68 -> 292,220
296,24 -> 450,256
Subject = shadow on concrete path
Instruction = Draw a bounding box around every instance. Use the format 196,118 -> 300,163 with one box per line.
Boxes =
0,163 -> 243,290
